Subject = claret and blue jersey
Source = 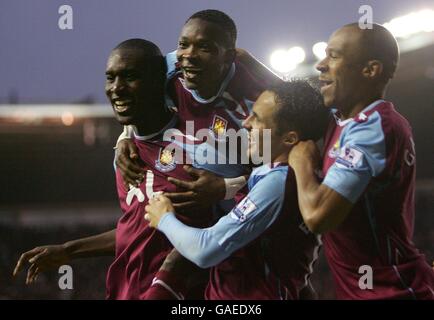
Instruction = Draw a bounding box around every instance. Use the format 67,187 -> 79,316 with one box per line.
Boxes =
322,99 -> 434,299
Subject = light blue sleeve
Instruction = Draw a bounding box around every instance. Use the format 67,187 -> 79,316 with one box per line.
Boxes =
165,50 -> 178,78
323,112 -> 386,203
157,170 -> 287,268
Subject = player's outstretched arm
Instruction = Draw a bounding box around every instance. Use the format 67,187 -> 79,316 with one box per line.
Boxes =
288,141 -> 353,234
146,171 -> 285,268
236,48 -> 284,86
115,139 -> 145,188
13,229 -> 116,284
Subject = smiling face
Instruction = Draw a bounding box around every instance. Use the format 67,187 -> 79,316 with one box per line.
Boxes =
242,91 -> 286,164
176,18 -> 235,99
316,26 -> 366,110
105,48 -> 154,126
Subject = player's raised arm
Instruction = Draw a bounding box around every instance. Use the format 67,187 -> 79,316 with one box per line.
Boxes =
288,140 -> 353,234
236,48 -> 284,86
13,229 -> 116,284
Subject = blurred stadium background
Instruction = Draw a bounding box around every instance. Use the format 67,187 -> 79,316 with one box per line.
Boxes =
0,2 -> 433,299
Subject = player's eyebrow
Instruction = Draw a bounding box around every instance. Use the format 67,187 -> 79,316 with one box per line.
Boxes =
327,47 -> 342,55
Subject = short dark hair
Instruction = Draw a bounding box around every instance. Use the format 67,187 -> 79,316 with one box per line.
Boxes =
186,9 -> 237,48
112,38 -> 166,102
269,80 -> 330,141
114,38 -> 162,57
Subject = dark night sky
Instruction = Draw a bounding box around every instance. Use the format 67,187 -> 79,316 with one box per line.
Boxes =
1,0 -> 433,103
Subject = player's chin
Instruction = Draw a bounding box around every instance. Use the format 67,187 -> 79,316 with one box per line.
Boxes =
322,95 -> 335,109
183,77 -> 200,90
115,114 -> 135,126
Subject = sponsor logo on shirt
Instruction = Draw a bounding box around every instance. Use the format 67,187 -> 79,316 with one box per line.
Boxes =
335,146 -> 363,169
328,139 -> 340,158
155,147 -> 176,172
231,197 -> 257,222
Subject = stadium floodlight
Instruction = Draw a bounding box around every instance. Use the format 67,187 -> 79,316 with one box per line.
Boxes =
312,42 -> 327,60
61,111 -> 74,126
288,46 -> 306,64
270,49 -> 297,73
384,9 -> 434,38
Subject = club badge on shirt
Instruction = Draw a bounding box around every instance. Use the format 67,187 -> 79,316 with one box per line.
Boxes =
231,197 -> 257,222
155,147 -> 176,172
210,115 -> 228,138
335,145 -> 364,169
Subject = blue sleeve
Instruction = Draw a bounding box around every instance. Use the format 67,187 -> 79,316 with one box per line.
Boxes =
165,51 -> 178,78
157,170 -> 286,268
323,112 -> 386,203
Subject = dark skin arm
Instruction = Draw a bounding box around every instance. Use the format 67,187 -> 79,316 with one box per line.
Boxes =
164,165 -> 226,213
116,139 -> 145,188
288,141 -> 353,234
158,249 -> 208,293
13,229 -> 116,284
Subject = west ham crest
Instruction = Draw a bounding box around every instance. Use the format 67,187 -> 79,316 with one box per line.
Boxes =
155,147 -> 176,172
209,115 -> 228,138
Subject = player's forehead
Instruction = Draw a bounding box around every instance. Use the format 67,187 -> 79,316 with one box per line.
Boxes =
180,18 -> 226,44
252,91 -> 276,119
327,26 -> 362,54
106,49 -> 144,72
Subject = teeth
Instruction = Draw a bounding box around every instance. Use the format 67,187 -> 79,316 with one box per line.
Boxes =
115,101 -> 130,106
115,105 -> 128,112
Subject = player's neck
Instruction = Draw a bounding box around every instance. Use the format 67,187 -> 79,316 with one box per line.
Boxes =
135,108 -> 172,136
272,153 -> 288,165
340,92 -> 385,120
196,65 -> 232,99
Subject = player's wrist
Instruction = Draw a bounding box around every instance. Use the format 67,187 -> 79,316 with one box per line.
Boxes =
61,241 -> 77,259
157,211 -> 175,230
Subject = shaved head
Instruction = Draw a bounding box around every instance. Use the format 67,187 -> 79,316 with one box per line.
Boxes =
339,23 -> 399,83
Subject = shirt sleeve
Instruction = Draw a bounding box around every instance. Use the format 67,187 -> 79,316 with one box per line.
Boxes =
113,126 -> 135,171
323,112 -> 386,203
157,170 -> 287,268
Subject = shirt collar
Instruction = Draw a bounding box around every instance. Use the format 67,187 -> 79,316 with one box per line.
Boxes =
133,114 -> 177,141
332,99 -> 384,127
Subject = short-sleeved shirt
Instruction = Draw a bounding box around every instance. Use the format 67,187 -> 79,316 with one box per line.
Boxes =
322,100 -> 434,299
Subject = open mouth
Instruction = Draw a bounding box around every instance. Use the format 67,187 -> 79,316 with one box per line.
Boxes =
113,99 -> 132,114
319,79 -> 334,93
182,66 -> 203,80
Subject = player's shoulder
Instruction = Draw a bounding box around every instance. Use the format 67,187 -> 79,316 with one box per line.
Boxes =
349,100 -> 410,134
249,163 -> 288,189
165,50 -> 179,77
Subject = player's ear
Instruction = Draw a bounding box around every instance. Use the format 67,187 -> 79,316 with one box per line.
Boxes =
282,131 -> 299,147
362,60 -> 383,80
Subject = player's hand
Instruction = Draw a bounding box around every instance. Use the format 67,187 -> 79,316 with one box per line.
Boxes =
164,165 -> 225,212
115,139 -> 145,188
145,195 -> 175,228
288,140 -> 321,170
13,245 -> 71,284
